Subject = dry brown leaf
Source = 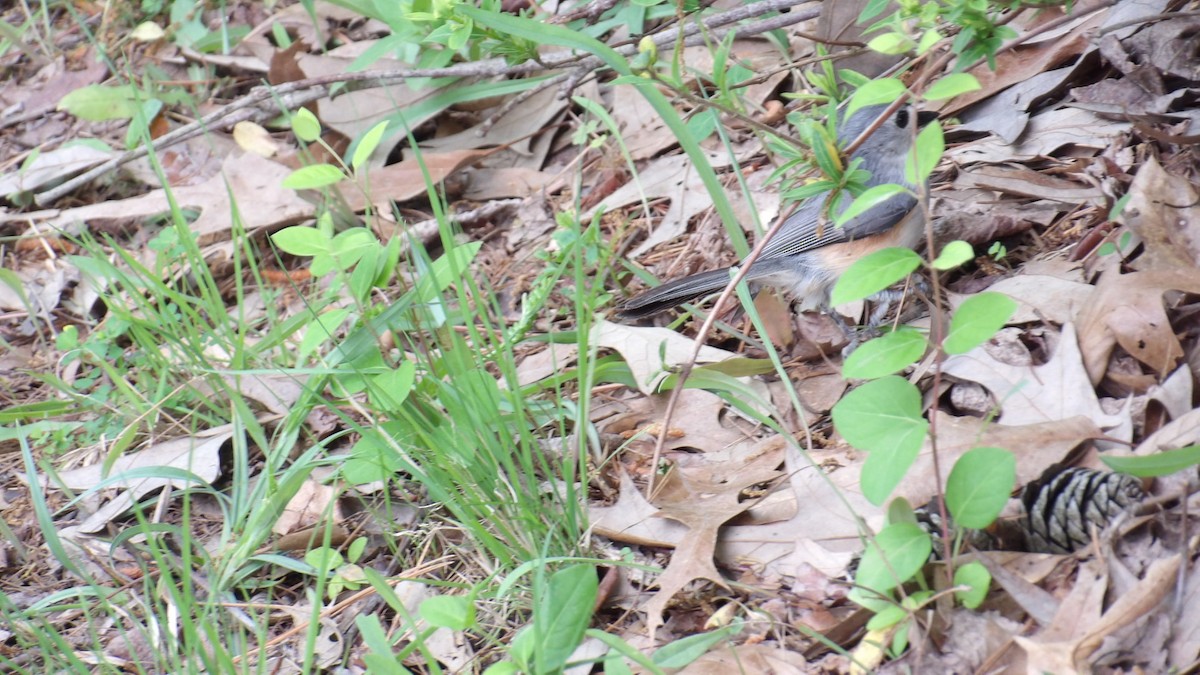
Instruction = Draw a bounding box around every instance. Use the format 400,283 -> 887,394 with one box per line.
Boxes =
943,323 -> 1129,435
1076,269 -> 1200,384
338,148 -> 491,212
591,320 -> 745,394
948,274 -> 1093,326
49,427 -> 232,533
0,256 -> 77,313
816,0 -> 901,79
1120,156 -> 1200,271
722,414 -> 1097,581
1170,551 -> 1200,666
421,84 -> 567,165
975,551 -> 1062,626
1148,365 -> 1195,422
934,187 -> 1063,246
37,153 -> 314,246
191,372 -> 308,416
954,165 -> 1104,205
945,2 -> 1108,116
677,642 -> 810,674
1016,554 -> 1180,673
1133,406 -> 1200,457
585,151 -> 733,258
0,144 -> 114,195
898,413 -> 1101,505
642,448 -> 786,635
753,288 -> 794,348
510,343 -> 578,388
275,479 -> 343,534
590,469 -> 690,548
460,167 -> 555,201
948,106 -> 1131,164
292,48 -> 460,158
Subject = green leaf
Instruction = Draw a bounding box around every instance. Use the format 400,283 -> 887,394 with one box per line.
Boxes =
693,357 -> 777,378
946,447 -> 1015,528
533,565 -> 598,675
603,653 -> 635,675
943,292 -> 1016,355
861,439 -> 923,506
866,604 -> 908,631
923,73 -> 981,101
932,240 -> 974,270
832,377 -> 928,504
857,0 -> 892,24
292,107 -> 322,142
304,546 -> 344,572
684,108 -> 719,141
509,627 -> 534,673
271,225 -> 330,256
835,183 -> 909,227
586,629 -> 664,674
868,32 -> 916,55
420,594 -> 476,630
953,562 -> 991,609
904,120 -> 944,184
832,376 -> 924,452
348,537 -> 367,562
830,247 -> 922,306
652,623 -> 743,668
482,662 -> 519,675
352,120 -> 390,171
886,498 -> 920,531
846,78 -> 906,118
850,522 -> 931,609
0,268 -> 29,312
283,164 -> 345,190
809,124 -> 843,178
916,28 -> 943,54
424,241 -> 483,296
369,360 -> 417,412
1109,192 -> 1132,220
1101,445 -> 1200,478
842,328 -> 927,379
297,307 -> 352,364
58,85 -> 144,121
357,614 -> 410,674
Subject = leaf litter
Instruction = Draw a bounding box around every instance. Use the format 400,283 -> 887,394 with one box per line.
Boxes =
2,0 -> 1200,672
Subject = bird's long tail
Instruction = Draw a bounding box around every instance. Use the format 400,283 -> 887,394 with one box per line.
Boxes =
617,267 -> 744,318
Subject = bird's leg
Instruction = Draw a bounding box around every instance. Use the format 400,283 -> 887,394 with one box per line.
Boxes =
840,275 -> 932,357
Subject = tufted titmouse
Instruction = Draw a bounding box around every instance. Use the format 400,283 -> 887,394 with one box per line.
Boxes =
619,104 -> 938,319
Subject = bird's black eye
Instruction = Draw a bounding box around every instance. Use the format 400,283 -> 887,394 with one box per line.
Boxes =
896,108 -> 910,129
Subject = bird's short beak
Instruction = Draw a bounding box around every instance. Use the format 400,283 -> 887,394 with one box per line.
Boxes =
917,111 -> 939,126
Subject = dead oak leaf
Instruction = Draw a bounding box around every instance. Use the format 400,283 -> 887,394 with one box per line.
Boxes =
641,447 -> 785,636
943,323 -> 1129,436
1077,268 -> 1200,384
1121,156 -> 1200,271
590,469 -> 689,549
336,148 -> 491,212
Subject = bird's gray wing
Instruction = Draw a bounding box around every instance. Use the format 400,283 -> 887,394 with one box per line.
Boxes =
759,191 -> 917,261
